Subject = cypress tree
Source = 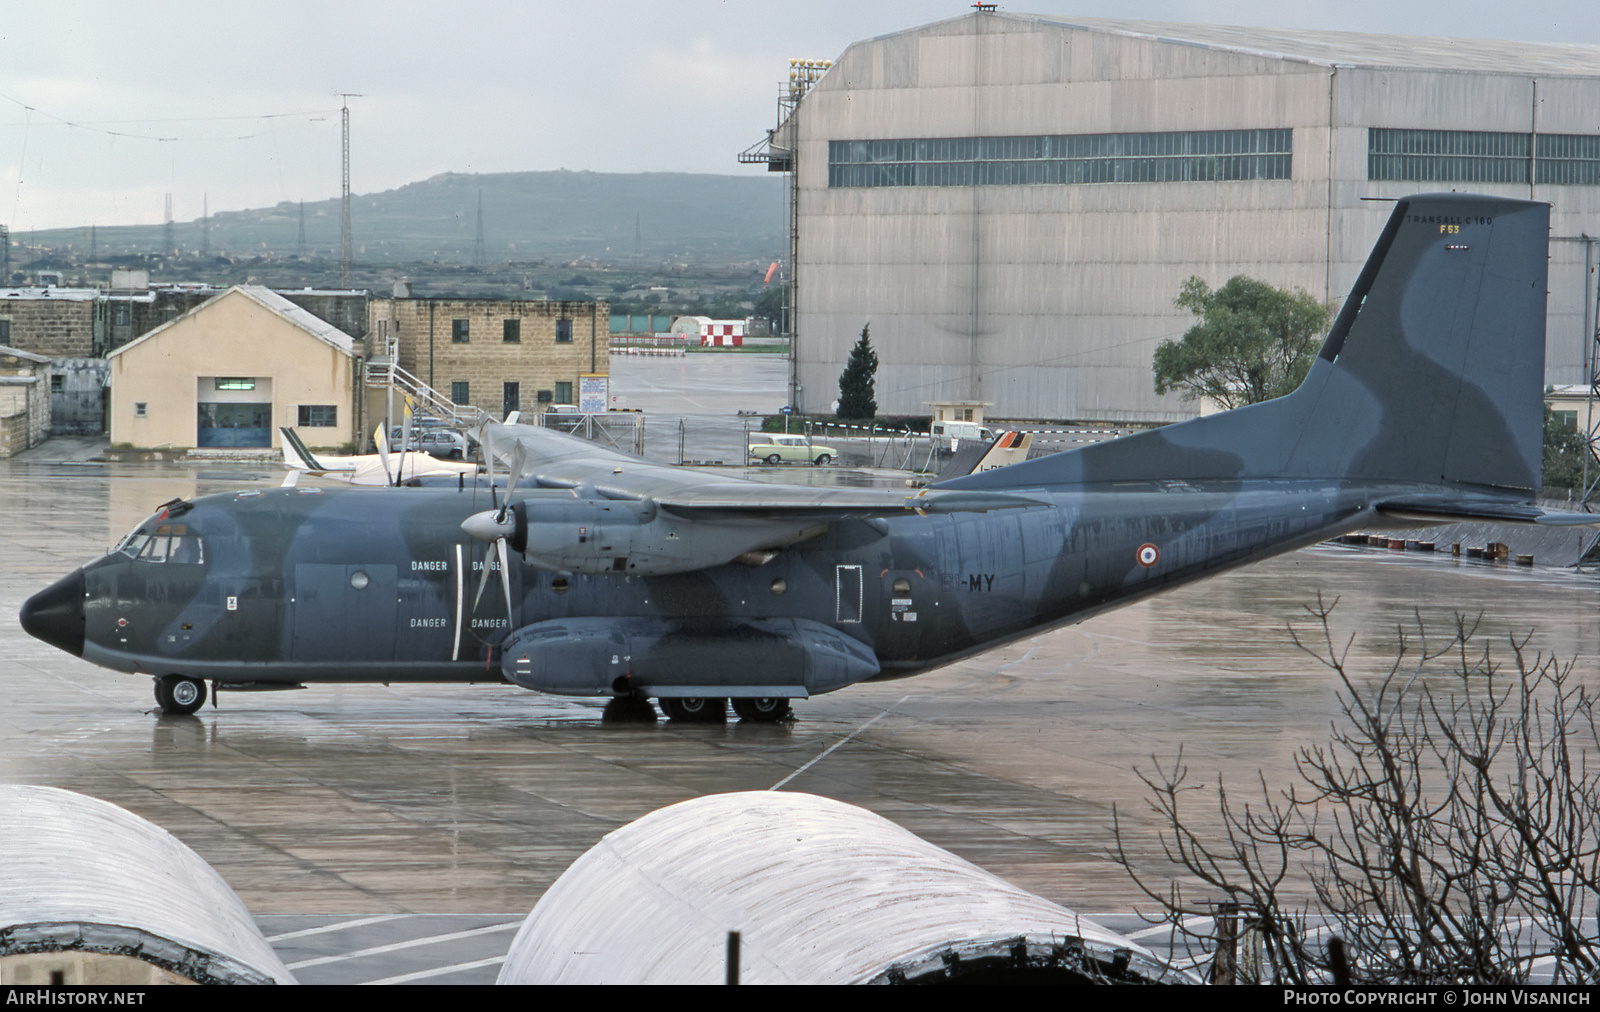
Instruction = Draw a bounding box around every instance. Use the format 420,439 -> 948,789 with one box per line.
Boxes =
837,324 -> 878,420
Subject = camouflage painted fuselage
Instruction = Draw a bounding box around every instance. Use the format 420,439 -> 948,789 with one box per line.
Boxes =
65,476 -> 1382,691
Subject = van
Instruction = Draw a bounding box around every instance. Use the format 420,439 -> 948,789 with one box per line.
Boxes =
930,420 -> 995,445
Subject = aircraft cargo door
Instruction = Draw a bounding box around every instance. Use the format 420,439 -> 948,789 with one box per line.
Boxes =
292,564 -> 397,662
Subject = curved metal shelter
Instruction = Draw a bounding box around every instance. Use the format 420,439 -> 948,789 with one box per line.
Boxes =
0,785 -> 295,985
499,791 -> 1189,984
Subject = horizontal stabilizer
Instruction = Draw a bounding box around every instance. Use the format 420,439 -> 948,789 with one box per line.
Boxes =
1376,496 -> 1600,527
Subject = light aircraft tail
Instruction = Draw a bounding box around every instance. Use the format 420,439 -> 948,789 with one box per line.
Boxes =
942,193 -> 1555,511
938,430 -> 1033,479
278,427 -> 327,473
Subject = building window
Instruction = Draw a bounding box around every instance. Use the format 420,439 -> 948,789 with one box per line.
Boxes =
112,304 -> 131,327
452,319 -> 470,343
0,320 -> 9,343
1369,128 -> 1600,185
556,319 -> 573,343
451,381 -> 470,405
135,402 -> 147,417
298,405 -> 338,427
50,375 -> 63,393
1551,409 -> 1580,433
555,381 -> 572,403
216,377 -> 256,391
1537,133 -> 1600,186
503,319 -> 521,343
503,382 -> 520,417
828,129 -> 1293,188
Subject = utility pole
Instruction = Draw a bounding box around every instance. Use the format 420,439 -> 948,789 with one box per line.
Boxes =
200,193 -> 209,258
164,193 -> 174,257
297,200 -> 306,258
338,93 -> 363,288
473,189 -> 486,267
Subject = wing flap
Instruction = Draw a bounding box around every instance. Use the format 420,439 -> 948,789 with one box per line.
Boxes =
1376,495 -> 1600,527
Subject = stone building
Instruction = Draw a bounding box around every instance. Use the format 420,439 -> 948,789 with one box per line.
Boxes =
108,287 -> 357,451
0,283 -> 369,435
369,298 -> 608,420
0,346 -> 50,457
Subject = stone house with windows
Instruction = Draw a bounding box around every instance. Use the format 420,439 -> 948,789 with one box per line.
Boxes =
1,283 -> 367,435
108,286 -> 357,451
368,298 -> 608,422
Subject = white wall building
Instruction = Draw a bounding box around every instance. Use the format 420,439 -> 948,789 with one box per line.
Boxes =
784,11 -> 1600,422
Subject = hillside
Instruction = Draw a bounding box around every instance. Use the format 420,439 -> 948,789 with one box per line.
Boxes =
25,170 -> 787,266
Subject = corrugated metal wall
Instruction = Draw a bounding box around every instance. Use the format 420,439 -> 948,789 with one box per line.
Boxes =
793,13 -> 1600,421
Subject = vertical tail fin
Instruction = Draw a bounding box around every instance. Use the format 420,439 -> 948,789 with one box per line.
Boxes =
943,193 -> 1550,492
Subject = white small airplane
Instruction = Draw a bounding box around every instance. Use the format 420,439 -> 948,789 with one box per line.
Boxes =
279,423 -> 479,487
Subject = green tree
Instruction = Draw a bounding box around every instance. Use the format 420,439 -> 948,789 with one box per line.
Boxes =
1543,402 -> 1595,492
753,284 -> 788,333
837,324 -> 878,420
1153,276 -> 1332,410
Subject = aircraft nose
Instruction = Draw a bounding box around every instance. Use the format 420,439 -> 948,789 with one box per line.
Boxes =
19,568 -> 86,658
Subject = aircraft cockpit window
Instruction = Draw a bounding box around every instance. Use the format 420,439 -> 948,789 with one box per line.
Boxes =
131,524 -> 204,565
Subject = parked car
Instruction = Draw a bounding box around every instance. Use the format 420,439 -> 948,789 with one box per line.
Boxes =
930,420 -> 996,444
389,427 -> 468,459
748,433 -> 837,466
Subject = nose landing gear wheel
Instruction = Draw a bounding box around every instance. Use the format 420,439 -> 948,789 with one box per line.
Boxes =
732,697 -> 791,722
659,697 -> 727,722
154,675 -> 207,715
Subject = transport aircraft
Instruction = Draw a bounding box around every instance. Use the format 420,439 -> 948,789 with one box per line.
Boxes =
20,193 -> 1596,720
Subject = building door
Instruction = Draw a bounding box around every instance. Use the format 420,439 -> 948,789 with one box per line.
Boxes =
197,402 -> 272,447
502,382 -> 520,420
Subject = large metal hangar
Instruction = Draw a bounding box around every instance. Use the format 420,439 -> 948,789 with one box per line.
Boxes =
772,10 -> 1600,422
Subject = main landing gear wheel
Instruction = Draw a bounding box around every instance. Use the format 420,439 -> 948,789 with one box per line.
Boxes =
732,697 -> 791,723
659,697 -> 727,722
154,675 -> 206,716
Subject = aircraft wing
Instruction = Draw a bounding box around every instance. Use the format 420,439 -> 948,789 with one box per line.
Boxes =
479,420 -> 1044,519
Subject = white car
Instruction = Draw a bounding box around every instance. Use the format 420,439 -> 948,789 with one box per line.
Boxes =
389,427 -> 468,459
748,434 -> 837,466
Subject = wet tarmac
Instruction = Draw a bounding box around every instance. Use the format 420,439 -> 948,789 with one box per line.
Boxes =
4,454 -> 1599,982
12,336 -> 1600,981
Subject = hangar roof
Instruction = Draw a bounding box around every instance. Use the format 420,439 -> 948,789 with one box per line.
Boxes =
898,12 -> 1600,78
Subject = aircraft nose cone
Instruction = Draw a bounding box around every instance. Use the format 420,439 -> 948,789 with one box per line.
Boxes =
19,568 -> 86,657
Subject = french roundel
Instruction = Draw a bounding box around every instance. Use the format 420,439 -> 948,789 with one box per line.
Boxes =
1136,543 -> 1160,567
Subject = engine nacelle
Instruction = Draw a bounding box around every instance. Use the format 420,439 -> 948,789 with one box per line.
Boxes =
499,616 -> 881,697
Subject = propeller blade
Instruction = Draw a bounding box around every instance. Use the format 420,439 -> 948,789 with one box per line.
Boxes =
500,442 -> 528,522
483,428 -> 498,511
497,536 -> 513,621
375,425 -> 394,484
396,404 -> 414,487
472,544 -> 495,610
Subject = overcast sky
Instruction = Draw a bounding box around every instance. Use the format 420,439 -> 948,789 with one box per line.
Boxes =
2,0 -> 1597,231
